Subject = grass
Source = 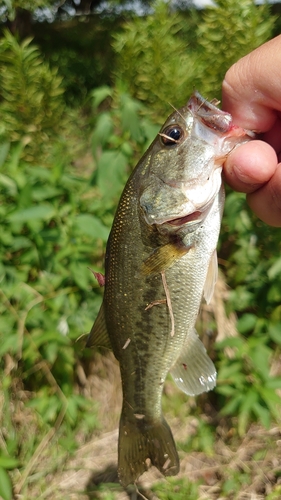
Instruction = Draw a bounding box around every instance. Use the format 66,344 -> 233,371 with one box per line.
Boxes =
4,347 -> 281,499
2,274 -> 280,500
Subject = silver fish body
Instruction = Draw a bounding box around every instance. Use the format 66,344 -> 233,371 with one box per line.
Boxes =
87,92 -> 252,486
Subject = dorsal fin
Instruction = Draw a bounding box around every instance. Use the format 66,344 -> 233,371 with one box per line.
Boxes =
86,303 -> 112,350
203,250 -> 218,304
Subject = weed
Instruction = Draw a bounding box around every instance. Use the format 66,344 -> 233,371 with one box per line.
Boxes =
151,477 -> 200,500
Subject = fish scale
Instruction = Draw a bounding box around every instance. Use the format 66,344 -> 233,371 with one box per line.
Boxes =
87,91 -> 253,487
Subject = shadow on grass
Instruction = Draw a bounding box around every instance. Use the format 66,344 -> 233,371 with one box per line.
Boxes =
85,463 -> 158,499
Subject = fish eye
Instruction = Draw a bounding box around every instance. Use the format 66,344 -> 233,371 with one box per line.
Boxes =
160,126 -> 184,146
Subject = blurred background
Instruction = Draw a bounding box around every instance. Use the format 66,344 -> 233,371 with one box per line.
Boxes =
1,1 -> 281,498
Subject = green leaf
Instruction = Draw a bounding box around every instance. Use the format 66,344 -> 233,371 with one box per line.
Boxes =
238,389 -> 258,435
31,185 -> 62,201
268,257 -> 281,280
92,112 -> 114,154
91,85 -> 112,109
268,323 -> 281,345
9,236 -> 31,251
217,362 -> 243,380
69,261 -> 91,291
220,394 -> 244,416
96,150 -> 128,199
0,467 -> 12,500
31,331 -> 70,349
120,94 -> 144,142
0,142 -> 10,168
0,456 -> 19,469
258,387 -> 281,420
248,345 -> 271,381
0,173 -> 17,196
7,204 -> 56,223
237,313 -> 257,334
74,214 -> 109,242
268,283 -> 281,303
265,378 -> 281,390
0,335 -> 20,357
252,402 -> 271,429
216,337 -> 245,350
215,385 -> 236,396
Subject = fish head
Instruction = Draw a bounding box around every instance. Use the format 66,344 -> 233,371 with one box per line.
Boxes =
139,91 -> 254,234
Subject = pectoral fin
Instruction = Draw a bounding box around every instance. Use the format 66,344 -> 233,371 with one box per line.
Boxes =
203,250 -> 218,304
86,303 -> 112,350
142,242 -> 191,276
170,329 -> 216,396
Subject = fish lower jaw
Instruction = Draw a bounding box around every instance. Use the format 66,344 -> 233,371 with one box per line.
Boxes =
159,202 -> 213,229
163,210 -> 203,227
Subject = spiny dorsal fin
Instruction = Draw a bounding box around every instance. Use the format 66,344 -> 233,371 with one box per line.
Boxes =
142,242 -> 191,276
203,250 -> 218,304
86,303 -> 112,350
170,328 -> 216,396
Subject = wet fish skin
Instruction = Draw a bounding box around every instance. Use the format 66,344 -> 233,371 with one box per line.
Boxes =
87,92 -> 253,487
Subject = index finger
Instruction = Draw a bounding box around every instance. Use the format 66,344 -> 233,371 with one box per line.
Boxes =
222,35 -> 281,132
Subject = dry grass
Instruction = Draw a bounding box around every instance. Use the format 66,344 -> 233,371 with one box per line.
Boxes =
14,349 -> 281,500
17,410 -> 281,499
9,276 -> 281,499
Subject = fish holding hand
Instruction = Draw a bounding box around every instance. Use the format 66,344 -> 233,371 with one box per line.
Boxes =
87,92 -> 253,487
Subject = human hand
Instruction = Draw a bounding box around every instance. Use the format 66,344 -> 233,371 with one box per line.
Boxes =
222,35 -> 281,226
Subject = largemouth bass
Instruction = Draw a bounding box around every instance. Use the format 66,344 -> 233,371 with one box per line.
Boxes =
87,92 -> 253,487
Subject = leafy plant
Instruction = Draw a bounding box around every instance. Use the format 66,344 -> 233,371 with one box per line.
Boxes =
216,335 -> 281,436
0,81 -> 158,495
151,477 -> 200,500
195,0 -> 274,97
0,139 -> 103,492
113,0 -> 274,117
180,419 -> 216,456
214,191 -> 281,434
0,30 -> 66,161
0,454 -> 18,500
91,83 -> 159,200
112,1 -> 198,122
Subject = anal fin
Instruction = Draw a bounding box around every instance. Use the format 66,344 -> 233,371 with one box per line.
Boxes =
170,328 -> 216,396
86,303 -> 112,350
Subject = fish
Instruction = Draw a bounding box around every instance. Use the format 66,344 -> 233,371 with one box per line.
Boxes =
87,91 -> 253,487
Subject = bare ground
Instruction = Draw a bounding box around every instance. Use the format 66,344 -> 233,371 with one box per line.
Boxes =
28,414 -> 281,500
12,278 -> 281,499
18,347 -> 281,500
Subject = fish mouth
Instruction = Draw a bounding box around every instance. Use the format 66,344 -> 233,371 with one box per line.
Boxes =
164,210 -> 203,226
160,200 -> 214,228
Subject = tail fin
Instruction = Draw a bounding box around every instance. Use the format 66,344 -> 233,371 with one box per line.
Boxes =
118,411 -> 179,487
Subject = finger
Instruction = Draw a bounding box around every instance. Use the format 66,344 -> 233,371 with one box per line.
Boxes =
262,113 -> 281,154
223,140 -> 278,193
222,35 -> 281,131
247,163 -> 281,227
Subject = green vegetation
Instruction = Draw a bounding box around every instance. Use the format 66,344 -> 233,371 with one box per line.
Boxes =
151,477 -> 200,499
113,1 -> 199,120
0,0 -> 281,498
0,31 -> 66,161
196,0 -> 274,96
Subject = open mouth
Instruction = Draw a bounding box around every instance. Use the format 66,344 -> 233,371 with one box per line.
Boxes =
165,210 -> 203,226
